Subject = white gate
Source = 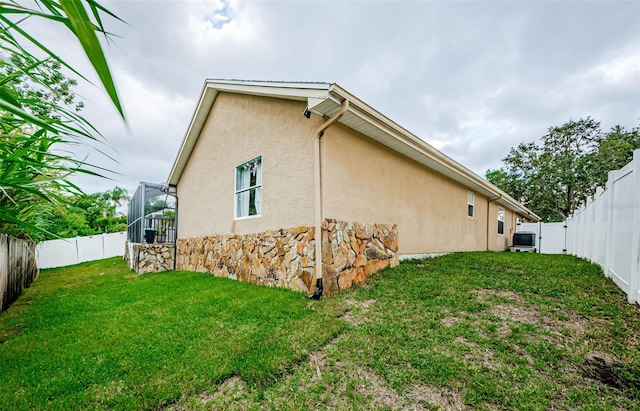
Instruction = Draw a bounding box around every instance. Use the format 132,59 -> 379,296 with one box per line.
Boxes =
518,222 -> 566,254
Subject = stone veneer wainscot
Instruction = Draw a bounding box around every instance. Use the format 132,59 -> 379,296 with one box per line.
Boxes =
125,242 -> 175,274
175,219 -> 398,295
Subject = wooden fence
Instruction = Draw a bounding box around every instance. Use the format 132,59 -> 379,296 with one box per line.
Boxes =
0,234 -> 39,313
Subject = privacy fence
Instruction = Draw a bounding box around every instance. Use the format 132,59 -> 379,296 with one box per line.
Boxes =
567,149 -> 640,305
521,150 -> 639,305
0,234 -> 38,313
36,232 -> 127,269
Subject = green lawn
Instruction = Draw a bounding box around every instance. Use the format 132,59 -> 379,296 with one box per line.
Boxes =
1,253 -> 639,410
0,258 -> 344,410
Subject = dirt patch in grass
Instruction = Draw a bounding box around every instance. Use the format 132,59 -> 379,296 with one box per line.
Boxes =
95,380 -> 125,401
504,268 -> 526,275
472,289 -> 605,345
356,366 -> 465,411
442,316 -> 463,327
201,376 -> 247,405
408,385 -> 466,411
307,349 -> 465,410
492,303 -> 540,325
166,376 -> 249,411
581,351 -> 640,395
626,331 -> 640,349
454,337 -> 499,370
341,298 -> 376,326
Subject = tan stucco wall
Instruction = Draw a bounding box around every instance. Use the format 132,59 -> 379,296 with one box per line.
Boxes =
321,123 -> 519,254
177,93 -> 321,238
487,203 -> 519,251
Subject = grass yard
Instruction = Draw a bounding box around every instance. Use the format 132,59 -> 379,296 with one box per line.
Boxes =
0,258 -> 345,410
1,253 -> 639,410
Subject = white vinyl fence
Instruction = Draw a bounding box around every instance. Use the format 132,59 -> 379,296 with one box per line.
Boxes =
525,150 -> 639,305
566,150 -> 640,305
36,232 -> 127,269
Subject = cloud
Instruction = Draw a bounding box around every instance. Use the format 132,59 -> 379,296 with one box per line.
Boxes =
25,0 -> 638,196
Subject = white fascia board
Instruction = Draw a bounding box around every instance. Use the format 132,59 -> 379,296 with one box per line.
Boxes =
205,80 -> 330,102
206,79 -> 331,90
330,89 -> 493,196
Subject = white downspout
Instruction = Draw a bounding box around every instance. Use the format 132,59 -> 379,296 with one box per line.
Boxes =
309,99 -> 350,299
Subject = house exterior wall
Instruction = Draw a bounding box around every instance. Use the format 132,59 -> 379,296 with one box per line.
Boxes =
487,203 -> 519,251
177,93 -> 321,238
172,91 -> 531,293
321,123 -> 520,254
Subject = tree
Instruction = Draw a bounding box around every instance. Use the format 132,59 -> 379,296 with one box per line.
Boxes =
144,196 -> 173,216
487,118 -> 640,222
588,125 -> 640,188
14,186 -> 130,241
538,117 -> 602,219
0,54 -> 85,116
102,186 -> 130,217
0,1 -> 124,239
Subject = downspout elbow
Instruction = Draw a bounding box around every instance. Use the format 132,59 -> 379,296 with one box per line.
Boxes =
308,99 -> 350,300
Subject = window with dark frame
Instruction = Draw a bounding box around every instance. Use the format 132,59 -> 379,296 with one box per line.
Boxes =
498,206 -> 505,235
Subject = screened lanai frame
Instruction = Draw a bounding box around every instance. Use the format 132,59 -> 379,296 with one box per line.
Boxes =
127,182 -> 178,244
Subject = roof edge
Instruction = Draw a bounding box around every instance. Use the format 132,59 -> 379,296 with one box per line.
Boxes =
166,79 -> 540,221
327,84 -> 540,221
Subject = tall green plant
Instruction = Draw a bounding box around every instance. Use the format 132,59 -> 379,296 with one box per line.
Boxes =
0,0 -> 124,117
0,0 -> 124,239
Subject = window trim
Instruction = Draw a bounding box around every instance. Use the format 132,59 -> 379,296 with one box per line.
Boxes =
234,156 -> 262,220
498,206 -> 505,235
467,191 -> 474,218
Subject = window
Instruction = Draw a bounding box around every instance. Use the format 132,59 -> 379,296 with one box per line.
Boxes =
498,206 -> 505,235
467,191 -> 474,217
235,156 -> 262,218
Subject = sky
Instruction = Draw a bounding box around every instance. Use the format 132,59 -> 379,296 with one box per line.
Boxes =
26,0 -> 640,197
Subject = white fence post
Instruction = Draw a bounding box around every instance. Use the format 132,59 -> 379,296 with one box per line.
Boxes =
603,170 -> 616,279
628,150 -> 640,304
566,217 -> 573,255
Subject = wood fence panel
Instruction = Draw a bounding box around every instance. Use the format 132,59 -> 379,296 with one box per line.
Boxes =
0,235 -> 7,312
0,234 -> 38,313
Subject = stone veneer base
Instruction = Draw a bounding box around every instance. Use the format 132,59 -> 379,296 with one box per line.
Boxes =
125,241 -> 175,274
175,219 -> 399,296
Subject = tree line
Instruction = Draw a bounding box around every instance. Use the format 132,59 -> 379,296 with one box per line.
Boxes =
486,118 -> 640,222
